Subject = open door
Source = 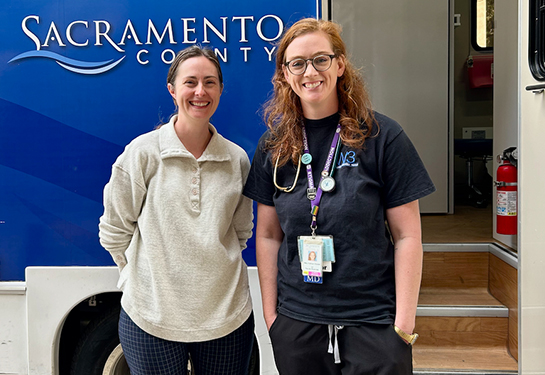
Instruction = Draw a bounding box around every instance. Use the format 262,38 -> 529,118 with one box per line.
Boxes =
330,0 -> 451,213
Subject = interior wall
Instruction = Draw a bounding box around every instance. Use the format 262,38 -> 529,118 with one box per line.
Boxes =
453,0 -> 494,203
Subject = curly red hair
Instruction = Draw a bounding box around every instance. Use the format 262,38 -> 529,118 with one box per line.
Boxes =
263,18 -> 375,167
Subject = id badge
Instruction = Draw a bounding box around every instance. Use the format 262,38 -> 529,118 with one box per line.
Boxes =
301,238 -> 323,277
298,235 -> 335,273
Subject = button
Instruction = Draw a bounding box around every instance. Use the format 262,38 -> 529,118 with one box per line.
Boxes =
192,177 -> 198,184
192,188 -> 198,196
192,167 -> 198,173
115,255 -> 126,267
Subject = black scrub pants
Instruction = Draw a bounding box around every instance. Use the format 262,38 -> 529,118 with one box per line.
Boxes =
268,313 -> 413,375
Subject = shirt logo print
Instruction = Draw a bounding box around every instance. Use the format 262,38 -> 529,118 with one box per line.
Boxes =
337,151 -> 359,169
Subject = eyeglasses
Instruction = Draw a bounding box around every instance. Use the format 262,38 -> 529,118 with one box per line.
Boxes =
284,54 -> 337,75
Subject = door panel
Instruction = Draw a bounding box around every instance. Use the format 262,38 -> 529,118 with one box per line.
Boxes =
331,0 -> 450,213
518,0 -> 545,370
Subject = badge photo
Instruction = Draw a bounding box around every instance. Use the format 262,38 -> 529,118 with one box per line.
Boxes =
301,239 -> 323,277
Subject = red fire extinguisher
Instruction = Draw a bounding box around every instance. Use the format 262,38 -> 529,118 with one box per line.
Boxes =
494,147 -> 517,235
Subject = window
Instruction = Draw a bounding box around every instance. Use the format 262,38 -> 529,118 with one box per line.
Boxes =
471,0 -> 494,51
529,0 -> 545,80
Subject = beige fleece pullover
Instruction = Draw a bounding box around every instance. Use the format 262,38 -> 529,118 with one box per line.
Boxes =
99,116 -> 253,342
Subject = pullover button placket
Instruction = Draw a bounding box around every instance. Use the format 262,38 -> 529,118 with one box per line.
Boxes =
190,163 -> 201,212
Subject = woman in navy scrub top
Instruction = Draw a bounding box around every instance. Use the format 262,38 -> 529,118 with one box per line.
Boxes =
243,18 -> 436,375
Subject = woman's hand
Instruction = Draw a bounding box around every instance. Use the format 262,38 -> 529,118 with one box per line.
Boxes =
265,312 -> 278,331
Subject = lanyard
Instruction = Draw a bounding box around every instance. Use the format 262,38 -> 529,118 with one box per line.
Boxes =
301,124 -> 341,236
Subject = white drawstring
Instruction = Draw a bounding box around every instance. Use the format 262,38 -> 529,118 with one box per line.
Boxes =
328,325 -> 334,353
327,324 -> 344,364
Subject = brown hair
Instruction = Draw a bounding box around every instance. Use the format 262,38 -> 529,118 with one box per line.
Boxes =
166,45 -> 224,107
263,18 -> 375,167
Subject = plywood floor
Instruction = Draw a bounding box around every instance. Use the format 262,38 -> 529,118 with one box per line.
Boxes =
418,287 -> 503,306
414,348 -> 518,372
421,205 -> 496,244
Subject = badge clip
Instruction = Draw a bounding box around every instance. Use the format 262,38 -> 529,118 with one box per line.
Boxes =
307,187 -> 317,200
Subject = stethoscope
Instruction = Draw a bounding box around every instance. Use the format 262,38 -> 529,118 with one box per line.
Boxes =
273,135 -> 342,194
273,155 -> 301,193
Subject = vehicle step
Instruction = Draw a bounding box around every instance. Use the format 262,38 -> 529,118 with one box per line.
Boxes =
413,331 -> 517,372
413,347 -> 517,373
418,287 -> 505,309
417,305 -> 508,317
422,243 -> 517,269
415,371 -> 517,375
414,242 -> 518,373
423,243 -> 491,252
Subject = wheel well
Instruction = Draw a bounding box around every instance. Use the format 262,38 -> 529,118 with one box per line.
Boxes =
58,293 -> 261,375
58,292 -> 122,375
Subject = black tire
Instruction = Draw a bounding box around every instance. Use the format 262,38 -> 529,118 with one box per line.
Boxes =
70,306 -> 123,375
70,305 -> 258,375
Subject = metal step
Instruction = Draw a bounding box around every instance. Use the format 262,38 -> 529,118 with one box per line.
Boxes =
417,305 -> 508,317
415,371 -> 517,375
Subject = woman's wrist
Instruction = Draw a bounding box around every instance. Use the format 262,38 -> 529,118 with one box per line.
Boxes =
394,317 -> 415,334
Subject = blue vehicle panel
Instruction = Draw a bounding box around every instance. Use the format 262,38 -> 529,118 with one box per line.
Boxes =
0,0 -> 318,280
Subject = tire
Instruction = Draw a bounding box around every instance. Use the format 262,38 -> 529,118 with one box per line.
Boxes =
70,306 -> 129,375
102,344 -> 130,375
70,305 -> 258,375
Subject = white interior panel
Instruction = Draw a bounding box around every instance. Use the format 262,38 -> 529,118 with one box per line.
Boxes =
331,0 -> 450,213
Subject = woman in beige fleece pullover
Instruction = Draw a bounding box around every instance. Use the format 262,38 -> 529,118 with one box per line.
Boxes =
99,45 -> 254,375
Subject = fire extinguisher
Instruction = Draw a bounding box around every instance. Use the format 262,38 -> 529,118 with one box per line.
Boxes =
494,147 -> 517,235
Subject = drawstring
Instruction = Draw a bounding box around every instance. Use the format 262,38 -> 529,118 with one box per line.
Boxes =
328,325 -> 334,353
327,324 -> 344,364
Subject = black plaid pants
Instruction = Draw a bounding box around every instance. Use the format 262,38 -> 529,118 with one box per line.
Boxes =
119,308 -> 254,375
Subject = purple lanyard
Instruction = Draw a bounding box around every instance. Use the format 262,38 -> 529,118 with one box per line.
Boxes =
302,124 -> 341,234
